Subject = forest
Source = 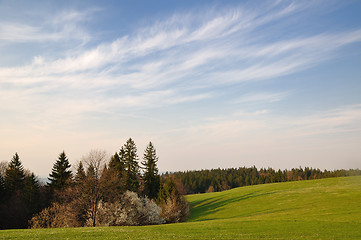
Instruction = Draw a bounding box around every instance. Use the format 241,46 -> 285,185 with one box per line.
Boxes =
1,138 -> 360,230
167,166 -> 361,194
0,139 -> 188,229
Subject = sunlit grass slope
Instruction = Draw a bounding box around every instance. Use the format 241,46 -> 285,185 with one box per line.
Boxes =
1,176 -> 361,239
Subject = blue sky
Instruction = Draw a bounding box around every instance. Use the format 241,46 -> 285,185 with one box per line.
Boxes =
1,0 -> 361,177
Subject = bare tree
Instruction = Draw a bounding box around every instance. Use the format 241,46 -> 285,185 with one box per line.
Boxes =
82,150 -> 108,180
0,161 -> 8,178
80,150 -> 108,227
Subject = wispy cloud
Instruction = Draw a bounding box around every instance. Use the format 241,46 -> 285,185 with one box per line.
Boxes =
1,1 -> 361,175
170,104 -> 361,145
0,9 -> 92,43
232,92 -> 290,104
286,104 -> 361,137
1,1 -> 361,125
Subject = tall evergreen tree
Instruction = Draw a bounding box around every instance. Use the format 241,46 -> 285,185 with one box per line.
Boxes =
141,142 -> 160,199
75,161 -> 86,184
48,151 -> 72,190
120,138 -> 140,192
158,177 -> 179,202
0,174 -> 5,202
23,173 -> 41,217
102,153 -> 124,200
5,153 -> 25,193
109,152 -> 123,174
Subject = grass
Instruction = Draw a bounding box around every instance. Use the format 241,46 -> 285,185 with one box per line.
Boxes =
1,176 -> 361,239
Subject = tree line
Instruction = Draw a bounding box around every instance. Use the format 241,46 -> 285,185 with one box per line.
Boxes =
0,139 -> 188,229
2,138 -> 360,229
166,166 -> 361,194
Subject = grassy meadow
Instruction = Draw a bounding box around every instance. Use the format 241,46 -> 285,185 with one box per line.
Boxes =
1,176 -> 360,239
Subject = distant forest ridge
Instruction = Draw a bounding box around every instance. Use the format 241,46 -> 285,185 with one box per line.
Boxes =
163,167 -> 361,194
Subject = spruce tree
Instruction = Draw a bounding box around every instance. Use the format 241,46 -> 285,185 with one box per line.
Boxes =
102,153 -> 124,200
120,138 -> 140,192
23,173 -> 41,216
5,153 -> 25,193
141,142 -> 160,199
158,177 -> 179,202
75,161 -> 86,184
48,151 -> 72,190
109,152 -> 124,176
0,174 -> 5,202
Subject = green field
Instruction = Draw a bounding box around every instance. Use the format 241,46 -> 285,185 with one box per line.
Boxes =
1,176 -> 360,239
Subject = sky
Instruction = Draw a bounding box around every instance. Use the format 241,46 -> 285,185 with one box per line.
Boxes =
1,0 -> 361,177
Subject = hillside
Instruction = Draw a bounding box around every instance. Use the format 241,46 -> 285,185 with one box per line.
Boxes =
1,176 -> 361,239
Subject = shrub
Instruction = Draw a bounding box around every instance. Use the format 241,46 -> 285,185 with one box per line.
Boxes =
158,177 -> 190,223
97,191 -> 164,226
29,202 -> 80,228
159,192 -> 189,223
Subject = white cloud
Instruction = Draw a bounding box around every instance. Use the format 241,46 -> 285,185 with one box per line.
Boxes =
286,104 -> 361,137
1,1 -> 361,175
157,103 -> 361,171
232,92 -> 290,104
234,109 -> 270,116
0,2 -> 360,124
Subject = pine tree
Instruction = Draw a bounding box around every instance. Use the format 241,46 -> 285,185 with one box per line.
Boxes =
158,177 -> 179,202
158,177 -> 189,223
48,151 -> 72,190
75,161 -> 86,184
120,138 -> 140,192
5,153 -> 25,193
23,173 -> 41,216
0,174 -> 5,202
141,142 -> 160,199
109,152 -> 124,174
102,153 -> 124,201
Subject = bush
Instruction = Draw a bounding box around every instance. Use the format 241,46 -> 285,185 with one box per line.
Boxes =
29,202 -> 80,228
159,192 -> 189,223
97,191 -> 164,226
158,177 -> 190,223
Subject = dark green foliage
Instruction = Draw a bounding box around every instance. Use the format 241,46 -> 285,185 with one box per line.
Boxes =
5,139 -> 360,230
48,151 -> 72,190
0,175 -> 4,202
158,177 -> 179,202
23,173 -> 41,218
101,152 -> 125,199
75,161 -> 86,184
168,167 -> 361,194
5,153 -> 25,193
72,161 -> 90,226
101,165 -> 123,202
120,138 -> 140,192
109,152 -> 124,175
142,142 -> 160,199
1,154 -> 48,229
158,177 -> 189,223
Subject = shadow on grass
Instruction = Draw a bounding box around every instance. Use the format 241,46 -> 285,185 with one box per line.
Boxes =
189,190 -> 278,222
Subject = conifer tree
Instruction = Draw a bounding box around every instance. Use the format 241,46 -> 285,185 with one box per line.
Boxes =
0,174 -> 5,202
120,138 -> 140,192
102,153 -> 124,201
48,151 -> 72,190
158,177 -> 179,201
75,161 -> 86,184
109,152 -> 123,174
141,142 -> 160,199
23,173 -> 41,216
5,153 -> 25,193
